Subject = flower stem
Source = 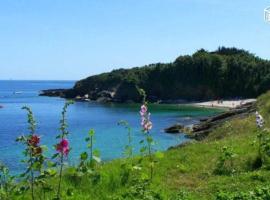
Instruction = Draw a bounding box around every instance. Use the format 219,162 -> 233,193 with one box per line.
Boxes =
57,153 -> 64,199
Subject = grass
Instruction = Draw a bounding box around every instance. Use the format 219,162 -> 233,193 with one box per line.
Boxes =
12,92 -> 270,199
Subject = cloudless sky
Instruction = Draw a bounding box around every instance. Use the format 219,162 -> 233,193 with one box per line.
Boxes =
0,0 -> 269,80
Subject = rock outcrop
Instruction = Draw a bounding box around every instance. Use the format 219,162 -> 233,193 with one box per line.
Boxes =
188,102 -> 256,140
164,124 -> 184,133
39,89 -> 68,97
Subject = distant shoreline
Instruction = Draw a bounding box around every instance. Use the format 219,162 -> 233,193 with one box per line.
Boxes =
188,99 -> 256,109
39,89 -> 257,109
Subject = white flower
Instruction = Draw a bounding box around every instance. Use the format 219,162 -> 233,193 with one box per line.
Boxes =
256,111 -> 264,128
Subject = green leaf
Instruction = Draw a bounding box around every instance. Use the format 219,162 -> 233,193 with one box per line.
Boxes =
155,151 -> 164,159
51,153 -> 59,159
40,145 -> 48,152
46,169 -> 57,176
146,136 -> 153,143
88,129 -> 95,136
80,152 -> 88,161
140,147 -> 147,153
93,149 -> 100,157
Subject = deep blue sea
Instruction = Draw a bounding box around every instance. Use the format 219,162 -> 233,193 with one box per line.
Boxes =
0,80 -> 221,174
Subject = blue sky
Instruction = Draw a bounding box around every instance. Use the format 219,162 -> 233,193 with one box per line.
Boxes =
0,0 -> 269,80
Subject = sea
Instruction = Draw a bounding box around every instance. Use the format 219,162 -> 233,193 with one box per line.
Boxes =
0,80 -> 221,174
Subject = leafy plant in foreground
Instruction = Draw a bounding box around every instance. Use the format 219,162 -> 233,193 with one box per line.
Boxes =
77,129 -> 101,184
254,111 -> 270,168
138,89 -> 164,180
216,185 -> 270,200
118,120 -> 133,159
139,89 -> 155,180
53,101 -> 73,199
16,106 -> 46,200
214,146 -> 237,175
0,163 -> 15,200
114,178 -> 163,200
118,120 -> 134,185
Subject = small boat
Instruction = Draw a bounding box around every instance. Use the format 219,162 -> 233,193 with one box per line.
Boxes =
13,91 -> 23,94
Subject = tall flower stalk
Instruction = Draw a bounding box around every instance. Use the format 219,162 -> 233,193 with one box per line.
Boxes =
118,121 -> 134,185
118,120 -> 133,159
54,101 -> 73,199
78,129 -> 101,174
16,106 -> 44,200
139,89 -> 154,180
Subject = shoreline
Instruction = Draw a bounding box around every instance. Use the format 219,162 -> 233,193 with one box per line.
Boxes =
39,89 -> 257,109
165,99 -> 257,140
188,99 -> 256,109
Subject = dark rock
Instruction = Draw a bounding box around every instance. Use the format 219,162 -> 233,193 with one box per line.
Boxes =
39,89 -> 68,97
164,123 -> 184,133
97,90 -> 114,99
96,96 -> 112,103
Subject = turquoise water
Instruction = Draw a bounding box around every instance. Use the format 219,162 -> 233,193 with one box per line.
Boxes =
0,80 -> 222,174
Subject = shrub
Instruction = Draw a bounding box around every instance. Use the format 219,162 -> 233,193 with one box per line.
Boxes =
214,146 -> 237,175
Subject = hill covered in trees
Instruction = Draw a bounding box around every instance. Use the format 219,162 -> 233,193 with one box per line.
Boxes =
44,47 -> 270,103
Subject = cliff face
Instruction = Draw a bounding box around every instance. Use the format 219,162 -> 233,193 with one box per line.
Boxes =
41,47 -> 270,103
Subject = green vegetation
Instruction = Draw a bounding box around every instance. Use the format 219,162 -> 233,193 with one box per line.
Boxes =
2,92 -> 270,199
65,47 -> 270,102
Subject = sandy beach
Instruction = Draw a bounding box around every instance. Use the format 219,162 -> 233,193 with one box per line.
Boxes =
191,99 -> 256,109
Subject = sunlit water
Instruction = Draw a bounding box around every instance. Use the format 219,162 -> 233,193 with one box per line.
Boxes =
0,80 -> 222,174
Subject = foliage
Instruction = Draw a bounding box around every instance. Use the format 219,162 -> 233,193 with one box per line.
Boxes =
214,146 -> 237,175
216,185 -> 270,200
0,163 -> 15,200
53,100 -> 74,199
68,47 -> 270,102
77,129 -> 101,185
16,106 -> 46,200
4,91 -> 270,199
112,178 -> 163,200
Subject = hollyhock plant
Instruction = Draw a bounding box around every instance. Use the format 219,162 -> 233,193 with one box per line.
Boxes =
16,107 -> 46,200
139,100 -> 155,179
54,101 -> 74,199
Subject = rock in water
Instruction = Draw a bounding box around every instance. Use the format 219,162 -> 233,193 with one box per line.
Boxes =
164,124 -> 184,133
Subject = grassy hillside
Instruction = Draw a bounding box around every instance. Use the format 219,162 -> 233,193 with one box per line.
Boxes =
63,47 -> 270,102
9,91 -> 270,200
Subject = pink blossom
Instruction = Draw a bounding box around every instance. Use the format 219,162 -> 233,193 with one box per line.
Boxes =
28,134 -> 40,147
143,121 -> 153,131
140,105 -> 147,116
56,138 -> 70,156
140,104 -> 153,132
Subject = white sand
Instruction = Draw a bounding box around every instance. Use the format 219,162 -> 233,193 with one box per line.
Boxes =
191,99 -> 256,109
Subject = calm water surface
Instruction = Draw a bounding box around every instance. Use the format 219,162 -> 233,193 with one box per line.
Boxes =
0,80 -> 222,174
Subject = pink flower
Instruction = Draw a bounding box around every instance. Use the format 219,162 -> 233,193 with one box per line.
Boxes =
143,121 -> 153,131
140,104 -> 153,132
140,104 -> 147,116
28,135 -> 40,147
56,138 -> 70,156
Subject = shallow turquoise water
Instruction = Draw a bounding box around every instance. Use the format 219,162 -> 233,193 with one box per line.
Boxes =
0,80 -> 222,174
